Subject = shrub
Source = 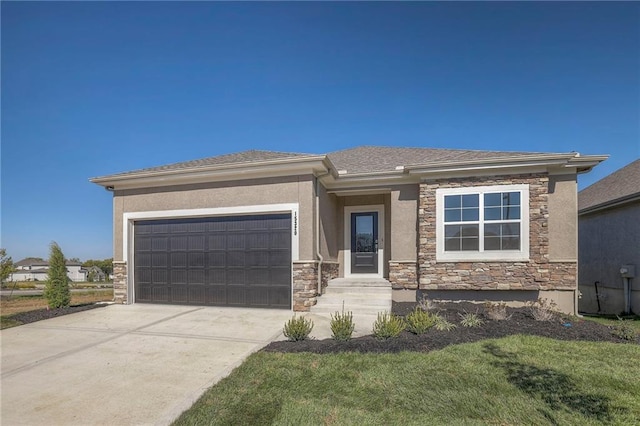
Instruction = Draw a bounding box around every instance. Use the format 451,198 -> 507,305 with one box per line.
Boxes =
611,320 -> 637,341
44,242 -> 71,309
283,315 -> 313,341
484,301 -> 509,321
406,307 -> 437,334
434,315 -> 457,331
526,298 -> 558,321
330,310 -> 355,341
372,311 -> 405,340
459,311 -> 485,327
417,293 -> 436,311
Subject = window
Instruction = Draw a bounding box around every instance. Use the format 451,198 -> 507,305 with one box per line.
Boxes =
436,184 -> 529,262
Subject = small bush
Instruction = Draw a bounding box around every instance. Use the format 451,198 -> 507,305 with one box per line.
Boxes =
434,315 -> 457,331
406,307 -> 437,334
372,311 -> 405,340
330,310 -> 355,341
611,320 -> 637,341
417,293 -> 436,311
459,311 -> 485,328
283,315 -> 313,341
484,301 -> 509,321
526,298 -> 558,321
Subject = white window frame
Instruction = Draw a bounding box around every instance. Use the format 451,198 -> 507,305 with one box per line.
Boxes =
436,184 -> 529,262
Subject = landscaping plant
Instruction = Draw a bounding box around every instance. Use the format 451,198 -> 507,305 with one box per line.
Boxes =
459,311 -> 485,327
405,307 -> 437,334
283,315 -> 314,341
330,309 -> 355,341
433,315 -> 457,331
372,311 -> 405,340
526,298 -> 558,321
43,242 -> 71,309
611,320 -> 637,341
484,301 -> 509,321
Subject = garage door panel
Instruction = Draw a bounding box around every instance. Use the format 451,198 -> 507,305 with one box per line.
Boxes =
188,269 -> 205,284
134,214 -> 291,309
153,286 -> 169,302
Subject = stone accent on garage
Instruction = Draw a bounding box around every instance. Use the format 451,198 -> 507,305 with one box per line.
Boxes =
418,174 -> 577,292
292,262 -> 318,311
112,261 -> 128,304
388,261 -> 418,289
292,261 -> 340,311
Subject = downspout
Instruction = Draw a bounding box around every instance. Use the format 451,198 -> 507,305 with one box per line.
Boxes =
315,172 -> 329,296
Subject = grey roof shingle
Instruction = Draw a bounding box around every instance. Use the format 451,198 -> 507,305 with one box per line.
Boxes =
326,146 -> 551,174
96,150 -> 317,179
579,159 -> 640,212
93,145 -> 581,182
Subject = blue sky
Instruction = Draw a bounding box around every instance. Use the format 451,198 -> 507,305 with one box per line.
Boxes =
2,2 -> 639,262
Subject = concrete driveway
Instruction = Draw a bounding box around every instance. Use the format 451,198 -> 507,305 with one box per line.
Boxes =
1,304 -> 293,426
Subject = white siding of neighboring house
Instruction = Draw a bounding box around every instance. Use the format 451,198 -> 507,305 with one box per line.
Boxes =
8,265 -> 87,282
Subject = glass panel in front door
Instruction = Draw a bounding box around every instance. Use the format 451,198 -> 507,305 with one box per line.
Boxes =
351,212 -> 378,274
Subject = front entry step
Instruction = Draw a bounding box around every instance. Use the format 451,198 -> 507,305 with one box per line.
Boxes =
311,278 -> 392,316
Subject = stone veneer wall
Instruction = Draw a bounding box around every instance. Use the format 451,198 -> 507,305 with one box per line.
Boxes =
389,261 -> 418,289
292,262 -> 318,311
112,261 -> 128,303
320,262 -> 340,293
292,261 -> 339,311
418,174 -> 576,291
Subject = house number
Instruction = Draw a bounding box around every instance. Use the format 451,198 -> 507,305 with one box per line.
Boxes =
294,211 -> 298,236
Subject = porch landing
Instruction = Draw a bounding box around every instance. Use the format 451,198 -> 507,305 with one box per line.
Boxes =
311,278 -> 392,316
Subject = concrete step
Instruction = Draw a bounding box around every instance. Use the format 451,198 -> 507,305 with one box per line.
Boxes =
323,286 -> 392,295
311,305 -> 391,316
317,294 -> 391,305
327,278 -> 391,288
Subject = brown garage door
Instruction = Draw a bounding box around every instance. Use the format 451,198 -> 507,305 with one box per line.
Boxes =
133,214 -> 291,309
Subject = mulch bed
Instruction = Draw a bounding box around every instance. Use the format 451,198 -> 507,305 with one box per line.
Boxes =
7,303 -> 107,326
263,302 -> 639,354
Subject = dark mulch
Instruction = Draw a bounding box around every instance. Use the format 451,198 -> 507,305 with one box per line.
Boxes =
263,302 -> 639,354
7,303 -> 107,325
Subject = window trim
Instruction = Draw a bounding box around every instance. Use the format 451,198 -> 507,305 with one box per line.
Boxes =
436,184 -> 530,262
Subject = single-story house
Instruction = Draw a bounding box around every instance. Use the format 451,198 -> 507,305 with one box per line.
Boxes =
578,159 -> 639,315
10,258 -> 88,282
90,146 -> 606,314
85,265 -> 107,282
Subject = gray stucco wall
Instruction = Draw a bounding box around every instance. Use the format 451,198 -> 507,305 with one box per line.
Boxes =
578,201 -> 640,314
318,182 -> 339,261
112,175 -> 315,261
390,184 -> 418,261
548,174 -> 578,261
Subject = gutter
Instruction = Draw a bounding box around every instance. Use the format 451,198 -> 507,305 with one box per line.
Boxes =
315,172 -> 330,297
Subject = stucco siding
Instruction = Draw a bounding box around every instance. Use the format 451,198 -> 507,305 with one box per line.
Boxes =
112,175 -> 315,261
318,183 -> 339,261
578,201 -> 640,314
390,184 -> 418,261
548,174 -> 578,261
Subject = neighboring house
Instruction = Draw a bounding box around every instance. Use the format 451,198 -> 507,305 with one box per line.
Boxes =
86,265 -> 107,282
578,159 -> 639,315
9,258 -> 88,282
91,146 -> 606,314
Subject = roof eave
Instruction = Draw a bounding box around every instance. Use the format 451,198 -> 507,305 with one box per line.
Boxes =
90,155 -> 330,190
579,193 -> 640,216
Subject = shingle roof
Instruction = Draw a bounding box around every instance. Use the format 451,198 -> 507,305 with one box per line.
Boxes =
579,159 -> 640,212
326,146 -> 551,174
15,258 -> 47,267
96,150 -> 317,179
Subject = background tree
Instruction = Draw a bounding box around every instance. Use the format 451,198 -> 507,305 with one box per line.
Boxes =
44,242 -> 71,308
82,258 -> 113,277
0,248 -> 16,285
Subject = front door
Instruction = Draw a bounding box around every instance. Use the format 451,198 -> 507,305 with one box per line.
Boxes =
351,212 -> 378,274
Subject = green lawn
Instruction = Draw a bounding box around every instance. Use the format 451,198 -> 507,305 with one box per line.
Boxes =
583,315 -> 640,332
173,336 -> 639,425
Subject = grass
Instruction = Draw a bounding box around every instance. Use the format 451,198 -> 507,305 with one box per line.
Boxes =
173,336 -> 640,425
0,290 -> 113,329
583,314 -> 640,333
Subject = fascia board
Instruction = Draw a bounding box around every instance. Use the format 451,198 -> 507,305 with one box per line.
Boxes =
90,157 -> 328,189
